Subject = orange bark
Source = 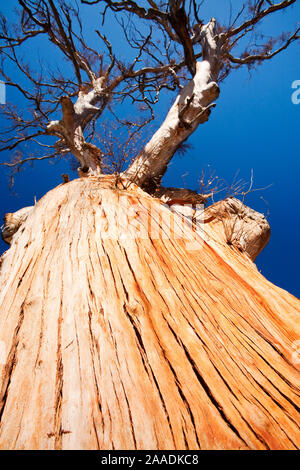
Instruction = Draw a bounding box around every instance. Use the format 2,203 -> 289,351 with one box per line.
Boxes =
0,176 -> 299,450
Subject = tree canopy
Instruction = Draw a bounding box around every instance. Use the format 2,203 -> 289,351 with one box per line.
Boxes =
0,1 -> 299,191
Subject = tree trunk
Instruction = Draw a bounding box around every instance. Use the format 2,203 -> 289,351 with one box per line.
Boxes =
0,176 -> 299,450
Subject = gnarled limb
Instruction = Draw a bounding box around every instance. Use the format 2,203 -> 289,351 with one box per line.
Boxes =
46,77 -> 108,173
1,206 -> 34,245
204,198 -> 271,261
123,19 -> 223,190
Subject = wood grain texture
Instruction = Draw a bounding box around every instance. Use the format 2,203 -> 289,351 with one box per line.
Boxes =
0,176 -> 299,450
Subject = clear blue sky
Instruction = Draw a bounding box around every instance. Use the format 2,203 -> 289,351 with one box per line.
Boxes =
0,1 -> 299,297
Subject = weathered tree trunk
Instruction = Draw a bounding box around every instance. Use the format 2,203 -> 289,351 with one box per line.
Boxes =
0,176 -> 299,450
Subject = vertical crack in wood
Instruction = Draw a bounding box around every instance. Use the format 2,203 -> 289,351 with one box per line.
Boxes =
54,285 -> 64,450
0,303 -> 25,425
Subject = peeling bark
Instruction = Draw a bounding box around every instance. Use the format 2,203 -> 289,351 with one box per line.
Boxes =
0,176 -> 299,450
153,186 -> 211,206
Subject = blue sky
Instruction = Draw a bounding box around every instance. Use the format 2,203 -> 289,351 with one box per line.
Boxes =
0,1 -> 299,297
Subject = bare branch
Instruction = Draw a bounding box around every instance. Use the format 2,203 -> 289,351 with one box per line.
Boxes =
227,0 -> 298,38
227,27 -> 300,65
0,151 -> 61,168
0,0 -> 298,187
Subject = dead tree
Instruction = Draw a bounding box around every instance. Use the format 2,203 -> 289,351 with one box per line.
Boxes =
0,0 -> 299,450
